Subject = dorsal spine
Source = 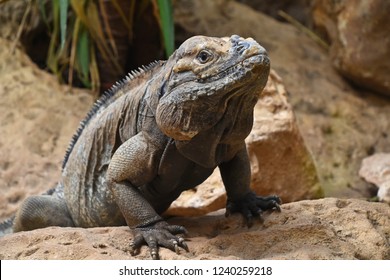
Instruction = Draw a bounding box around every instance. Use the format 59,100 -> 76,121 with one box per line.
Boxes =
62,61 -> 161,170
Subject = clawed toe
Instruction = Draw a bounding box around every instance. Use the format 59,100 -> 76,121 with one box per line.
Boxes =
225,192 -> 281,227
130,221 -> 189,259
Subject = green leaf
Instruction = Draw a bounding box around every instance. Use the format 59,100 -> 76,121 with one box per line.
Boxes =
37,0 -> 49,28
47,0 -> 60,75
71,0 -> 122,74
76,26 -> 91,87
59,0 -> 69,50
157,0 -> 174,57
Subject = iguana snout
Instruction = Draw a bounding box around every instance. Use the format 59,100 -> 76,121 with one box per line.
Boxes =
230,34 -> 267,57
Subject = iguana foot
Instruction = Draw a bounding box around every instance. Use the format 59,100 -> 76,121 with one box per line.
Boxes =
130,221 -> 189,260
225,192 -> 281,227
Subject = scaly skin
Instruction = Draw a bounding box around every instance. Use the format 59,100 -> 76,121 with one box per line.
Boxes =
5,35 -> 280,259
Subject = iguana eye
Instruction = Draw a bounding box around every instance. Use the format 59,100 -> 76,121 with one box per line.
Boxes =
197,50 -> 213,64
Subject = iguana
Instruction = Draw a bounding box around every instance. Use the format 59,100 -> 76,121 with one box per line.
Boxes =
0,35 -> 280,259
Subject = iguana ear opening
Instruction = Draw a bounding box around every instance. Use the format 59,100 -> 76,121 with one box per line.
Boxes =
158,80 -> 168,98
157,61 -> 176,99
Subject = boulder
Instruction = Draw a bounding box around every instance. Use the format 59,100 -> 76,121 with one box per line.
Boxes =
1,198 -> 389,260
359,153 -> 390,203
312,0 -> 390,96
247,70 -> 322,202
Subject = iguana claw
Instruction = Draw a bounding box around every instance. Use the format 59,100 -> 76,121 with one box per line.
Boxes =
226,192 -> 281,227
130,221 -> 188,259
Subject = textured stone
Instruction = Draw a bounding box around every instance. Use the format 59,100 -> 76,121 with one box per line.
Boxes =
312,0 -> 390,96
1,198 -> 389,260
238,0 -> 313,26
247,70 -> 322,202
166,169 -> 225,216
359,153 -> 390,203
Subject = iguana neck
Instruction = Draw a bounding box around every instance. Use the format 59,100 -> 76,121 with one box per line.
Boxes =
175,92 -> 258,168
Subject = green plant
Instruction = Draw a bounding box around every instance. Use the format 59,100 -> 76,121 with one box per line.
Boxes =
55,0 -> 174,91
157,0 -> 174,57
5,0 -> 174,92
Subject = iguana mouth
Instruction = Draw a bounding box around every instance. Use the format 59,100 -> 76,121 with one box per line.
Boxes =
197,54 -> 269,84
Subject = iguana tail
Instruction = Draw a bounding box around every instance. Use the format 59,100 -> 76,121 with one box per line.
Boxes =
0,215 -> 15,237
0,186 -> 58,237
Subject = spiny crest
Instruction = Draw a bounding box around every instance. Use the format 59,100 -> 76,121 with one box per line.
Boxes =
62,60 -> 161,170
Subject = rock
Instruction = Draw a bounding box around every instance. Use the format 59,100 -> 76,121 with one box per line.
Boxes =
166,169 -> 226,216
238,0 -> 313,27
166,71 -> 322,216
359,153 -> 390,203
174,0 -> 390,199
312,0 -> 390,96
1,198 -> 389,259
247,70 -> 322,202
378,182 -> 390,204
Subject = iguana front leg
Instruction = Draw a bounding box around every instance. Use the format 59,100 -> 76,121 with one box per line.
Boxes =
107,132 -> 188,259
219,145 -> 281,227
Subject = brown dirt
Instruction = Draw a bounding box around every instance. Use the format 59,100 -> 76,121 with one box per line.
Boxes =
1,198 -> 389,260
0,38 -> 93,221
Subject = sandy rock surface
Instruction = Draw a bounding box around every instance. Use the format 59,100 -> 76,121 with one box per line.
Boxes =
0,38 -> 94,221
247,70 -> 321,202
313,0 -> 390,96
1,198 -> 389,260
360,153 -> 390,203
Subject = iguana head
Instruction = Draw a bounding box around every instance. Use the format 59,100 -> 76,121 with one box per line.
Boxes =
156,35 -> 270,141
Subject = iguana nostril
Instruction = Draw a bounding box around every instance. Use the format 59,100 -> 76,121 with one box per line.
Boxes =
236,41 -> 250,54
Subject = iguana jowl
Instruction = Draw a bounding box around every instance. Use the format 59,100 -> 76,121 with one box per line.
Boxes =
5,35 -> 281,259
